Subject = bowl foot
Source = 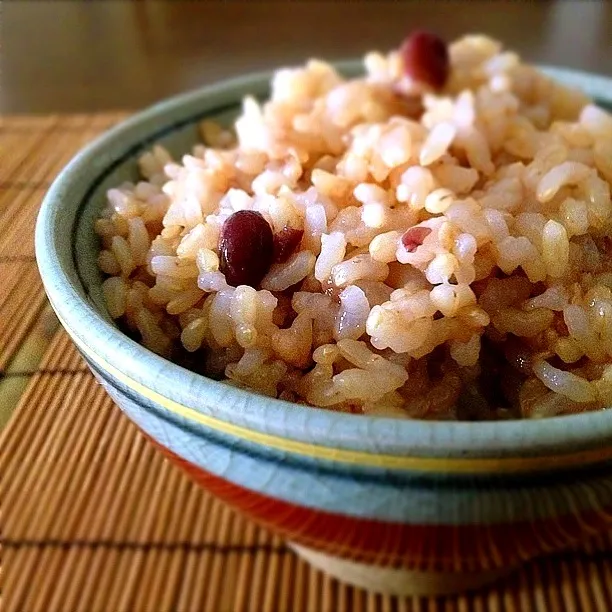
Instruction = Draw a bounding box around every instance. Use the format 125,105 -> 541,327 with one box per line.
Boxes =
289,543 -> 518,596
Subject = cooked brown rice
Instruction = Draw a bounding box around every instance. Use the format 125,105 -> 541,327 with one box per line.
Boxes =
96,34 -> 612,420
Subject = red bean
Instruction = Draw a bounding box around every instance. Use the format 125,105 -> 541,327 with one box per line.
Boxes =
400,31 -> 449,90
401,226 -> 432,253
219,210 -> 274,288
273,227 -> 304,263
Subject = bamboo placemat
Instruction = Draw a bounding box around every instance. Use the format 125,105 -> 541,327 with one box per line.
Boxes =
2,114 -> 612,612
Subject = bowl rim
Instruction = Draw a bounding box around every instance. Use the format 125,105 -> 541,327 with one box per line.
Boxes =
35,61 -> 612,469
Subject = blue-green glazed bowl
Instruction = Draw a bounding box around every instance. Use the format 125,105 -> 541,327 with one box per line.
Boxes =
35,64 -> 612,595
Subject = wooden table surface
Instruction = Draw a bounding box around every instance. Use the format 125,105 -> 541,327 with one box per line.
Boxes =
3,0 -> 611,114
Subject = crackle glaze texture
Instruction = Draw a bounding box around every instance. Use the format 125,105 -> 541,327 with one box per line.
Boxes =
36,65 -> 612,586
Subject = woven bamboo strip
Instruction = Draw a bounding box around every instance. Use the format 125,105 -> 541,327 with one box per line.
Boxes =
2,372 -> 84,527
31,547 -> 71,612
0,262 -> 27,307
56,404 -> 124,540
3,304 -> 59,375
79,416 -> 147,541
178,497 -> 216,612
319,570 -> 335,612
72,546 -> 113,612
102,548 -> 143,612
304,556 -> 321,612
291,553 -> 308,612
203,505 -> 234,611
0,365 -> 67,473
157,548 -> 189,611
255,524 -> 283,609
114,548 -> 150,612
1,369 -> 87,488
1,369 -> 96,496
4,118 -> 96,188
578,559 -> 602,612
111,440 -> 170,541
26,127 -> 96,184
146,461 -> 186,543
0,266 -> 42,333
3,373 -> 99,540
561,559 -> 582,612
87,548 -> 123,612
186,551 -> 214,612
44,546 -> 90,612
572,560 -> 591,612
0,547 -> 16,607
154,547 -> 188,612
0,282 -> 46,371
2,547 -> 41,611
0,115 -> 116,261
596,558 -> 612,609
592,559 -> 612,611
111,435 -> 174,543
0,186 -> 45,243
65,547 -> 100,612
353,580 -> 368,612
514,568 -> 533,612
0,368 -> 39,432
474,593 -> 489,612
525,561 -> 545,612
336,579 -> 351,612
175,480 -> 213,544
261,544 -> 283,612
0,266 -> 45,370
204,500 -> 238,547
156,472 -> 195,544
6,546 -> 612,612
0,307 -> 60,429
41,384 -> 115,541
175,548 -> 203,611
579,561 -> 606,612
217,512 -> 246,610
85,422 -> 153,542
2,372 -> 91,513
0,192 -> 44,258
380,590 -> 395,612
0,131 -> 54,184
387,593 -> 402,611
219,546 -> 243,612
230,498 -> 250,547
277,554 -> 298,610
36,328 -> 88,372
135,451 -> 190,545
536,562 -> 556,611
365,590 -> 379,612
232,520 -> 257,612
542,558 -> 568,612
224,514 -> 253,612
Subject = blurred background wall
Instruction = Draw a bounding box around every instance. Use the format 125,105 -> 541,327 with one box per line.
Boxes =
2,0 -> 611,113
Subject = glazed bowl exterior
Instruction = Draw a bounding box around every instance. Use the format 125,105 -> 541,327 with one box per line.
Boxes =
35,63 -> 612,595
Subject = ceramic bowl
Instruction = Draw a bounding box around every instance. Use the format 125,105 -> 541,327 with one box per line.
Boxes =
36,63 -> 612,596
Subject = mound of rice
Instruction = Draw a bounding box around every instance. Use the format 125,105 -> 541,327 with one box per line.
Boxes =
96,34 -> 612,420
